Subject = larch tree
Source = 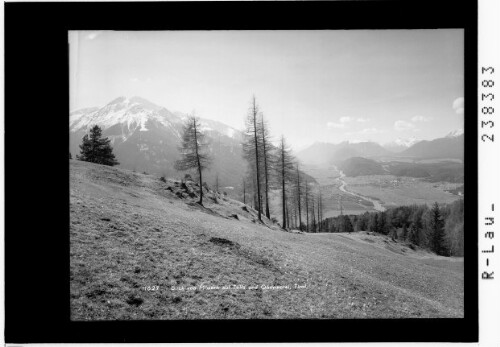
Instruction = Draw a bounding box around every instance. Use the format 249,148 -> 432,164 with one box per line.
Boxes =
304,179 -> 310,232
252,171 -> 259,211
242,179 -> 246,205
175,115 -> 211,206
295,164 -> 303,230
291,187 -> 299,229
276,135 -> 295,230
259,112 -> 273,219
317,190 -> 323,232
310,188 -> 316,232
283,201 -> 290,229
77,125 -> 120,166
243,96 -> 263,222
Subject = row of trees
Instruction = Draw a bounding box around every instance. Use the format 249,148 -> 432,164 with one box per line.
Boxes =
242,96 -> 324,231
73,97 -> 323,229
73,106 -> 464,255
319,200 -> 464,256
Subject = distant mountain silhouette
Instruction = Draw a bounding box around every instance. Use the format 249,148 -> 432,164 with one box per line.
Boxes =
297,132 -> 464,165
296,141 -> 392,165
339,157 -> 386,177
383,137 -> 421,153
399,134 -> 464,160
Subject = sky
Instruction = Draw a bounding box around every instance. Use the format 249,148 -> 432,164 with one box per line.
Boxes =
69,30 -> 464,150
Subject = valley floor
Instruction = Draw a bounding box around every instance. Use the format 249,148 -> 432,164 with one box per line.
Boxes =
70,160 -> 464,320
301,163 -> 463,218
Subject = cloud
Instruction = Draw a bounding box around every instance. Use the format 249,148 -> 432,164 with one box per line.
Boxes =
356,117 -> 370,123
411,115 -> 432,122
394,120 -> 416,132
129,77 -> 153,83
327,121 -> 346,129
359,127 -> 381,134
327,116 -> 351,129
452,97 -> 464,115
85,31 -> 103,40
346,128 -> 383,136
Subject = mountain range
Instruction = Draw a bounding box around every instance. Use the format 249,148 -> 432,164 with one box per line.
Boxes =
70,96 -> 464,187
70,96 -> 246,190
338,157 -> 464,182
295,141 -> 392,165
296,131 -> 464,165
398,132 -> 464,160
382,137 -> 420,153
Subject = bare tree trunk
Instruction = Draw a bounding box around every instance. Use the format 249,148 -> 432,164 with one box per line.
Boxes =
193,119 -> 203,205
285,201 -> 290,228
317,194 -> 321,232
281,139 -> 287,229
320,191 -> 324,231
305,180 -> 309,232
296,164 -> 302,230
243,180 -> 246,205
311,195 -> 316,233
291,202 -> 295,228
261,115 -> 271,219
252,96 -> 262,222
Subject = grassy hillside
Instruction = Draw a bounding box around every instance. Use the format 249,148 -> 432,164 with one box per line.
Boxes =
70,160 -> 463,320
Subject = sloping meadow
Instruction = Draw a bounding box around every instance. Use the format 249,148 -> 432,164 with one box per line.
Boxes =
70,160 -> 463,320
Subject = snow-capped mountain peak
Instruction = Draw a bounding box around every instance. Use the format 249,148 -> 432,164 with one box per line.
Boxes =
393,137 -> 419,147
70,96 -> 246,192
69,96 -> 182,134
446,129 -> 464,138
382,137 -> 420,153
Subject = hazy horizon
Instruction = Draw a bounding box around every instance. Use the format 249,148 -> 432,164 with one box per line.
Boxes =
69,30 -> 464,150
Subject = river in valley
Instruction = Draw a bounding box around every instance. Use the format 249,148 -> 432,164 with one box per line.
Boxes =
334,166 -> 386,212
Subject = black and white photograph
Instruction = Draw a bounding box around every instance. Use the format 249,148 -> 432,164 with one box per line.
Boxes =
69,29 -> 465,321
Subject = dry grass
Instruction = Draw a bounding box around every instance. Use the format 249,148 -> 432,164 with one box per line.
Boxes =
70,160 -> 464,320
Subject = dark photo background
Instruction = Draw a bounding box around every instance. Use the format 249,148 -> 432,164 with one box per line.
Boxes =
4,0 -> 478,343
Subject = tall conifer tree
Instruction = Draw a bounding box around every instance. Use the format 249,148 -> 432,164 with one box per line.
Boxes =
175,116 -> 211,205
77,125 -> 119,166
260,112 -> 273,219
276,135 -> 295,229
243,96 -> 263,222
430,202 -> 447,255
